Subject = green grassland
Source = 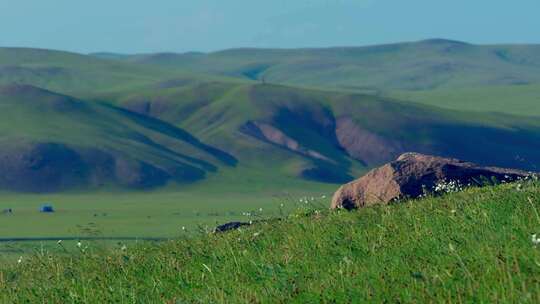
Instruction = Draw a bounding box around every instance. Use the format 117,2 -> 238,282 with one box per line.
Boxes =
389,84 -> 540,117
0,171 -> 335,260
0,172 -> 334,239
1,182 -> 539,302
3,77 -> 538,193
0,47 -> 250,98
94,39 -> 540,119
96,39 -> 540,91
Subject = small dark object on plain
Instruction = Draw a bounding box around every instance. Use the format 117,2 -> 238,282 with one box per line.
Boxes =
40,204 -> 55,213
2,208 -> 12,214
214,221 -> 251,233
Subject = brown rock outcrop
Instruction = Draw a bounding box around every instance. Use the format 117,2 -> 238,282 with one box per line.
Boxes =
331,153 -> 532,210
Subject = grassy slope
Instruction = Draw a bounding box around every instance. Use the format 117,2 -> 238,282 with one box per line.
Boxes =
0,84 -> 240,191
0,47 -> 247,96
0,48 -> 170,95
109,81 -> 540,171
2,46 -> 539,179
100,81 -> 370,182
2,182 -> 539,302
389,83 -> 540,117
0,47 -> 332,184
100,39 -> 540,117
105,40 -> 540,90
0,88 -> 212,167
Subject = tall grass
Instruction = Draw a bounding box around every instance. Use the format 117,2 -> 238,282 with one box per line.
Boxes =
1,181 -> 540,303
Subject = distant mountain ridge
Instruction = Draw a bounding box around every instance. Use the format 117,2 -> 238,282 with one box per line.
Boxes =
91,39 -> 540,91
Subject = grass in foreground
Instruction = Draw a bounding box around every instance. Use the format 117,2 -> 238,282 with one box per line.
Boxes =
1,182 -> 540,303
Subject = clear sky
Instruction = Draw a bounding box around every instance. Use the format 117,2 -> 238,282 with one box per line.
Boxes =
0,0 -> 538,54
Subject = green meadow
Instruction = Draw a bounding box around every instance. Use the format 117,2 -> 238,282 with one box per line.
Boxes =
0,186 -> 331,239
390,84 -> 540,118
0,189 -> 334,261
0,170 -> 335,257
2,182 -> 539,303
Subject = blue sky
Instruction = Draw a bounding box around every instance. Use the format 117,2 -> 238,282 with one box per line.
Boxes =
0,0 -> 538,54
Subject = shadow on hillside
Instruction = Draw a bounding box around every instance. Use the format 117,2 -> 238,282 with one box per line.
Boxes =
122,130 -> 219,172
100,103 -> 238,167
431,123 -> 540,172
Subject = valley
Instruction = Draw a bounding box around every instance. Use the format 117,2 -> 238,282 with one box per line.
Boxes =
0,40 -> 539,244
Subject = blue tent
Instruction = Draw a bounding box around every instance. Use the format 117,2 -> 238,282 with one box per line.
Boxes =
40,204 -> 54,213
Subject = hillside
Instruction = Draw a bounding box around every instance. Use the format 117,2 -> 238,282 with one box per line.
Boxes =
2,182 -> 539,302
0,45 -> 539,192
0,84 -> 235,192
108,81 -> 540,173
390,83 -> 540,117
93,39 -> 540,118
94,39 -> 540,92
0,47 -> 246,96
1,80 -> 539,192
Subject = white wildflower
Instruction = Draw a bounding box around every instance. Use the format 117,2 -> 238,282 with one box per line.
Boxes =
434,179 -> 463,194
57,240 -> 63,245
532,234 -> 540,246
17,256 -> 22,264
76,241 -> 82,248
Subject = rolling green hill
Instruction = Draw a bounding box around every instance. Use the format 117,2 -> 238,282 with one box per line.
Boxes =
0,43 -> 539,193
0,47 -> 248,96
107,80 -> 540,174
0,48 -> 174,95
389,83 -> 540,117
93,39 -> 540,117
0,84 -> 236,192
94,39 -> 540,91
1,80 -> 539,192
